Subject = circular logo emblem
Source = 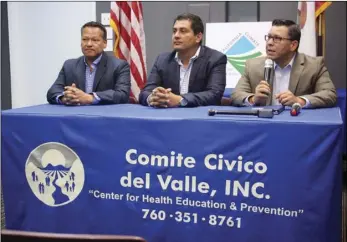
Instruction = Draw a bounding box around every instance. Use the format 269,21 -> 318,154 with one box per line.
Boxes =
25,142 -> 85,207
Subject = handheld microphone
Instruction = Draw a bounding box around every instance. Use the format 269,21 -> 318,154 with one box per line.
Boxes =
264,59 -> 274,84
290,103 -> 302,116
208,109 -> 274,118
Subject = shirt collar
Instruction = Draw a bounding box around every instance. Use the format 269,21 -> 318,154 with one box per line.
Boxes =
174,46 -> 201,63
274,53 -> 296,70
84,53 -> 103,67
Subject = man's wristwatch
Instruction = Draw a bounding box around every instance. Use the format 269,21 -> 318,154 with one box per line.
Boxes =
179,97 -> 188,107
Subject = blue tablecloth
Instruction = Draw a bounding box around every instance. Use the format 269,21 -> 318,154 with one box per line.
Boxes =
1,104 -> 344,242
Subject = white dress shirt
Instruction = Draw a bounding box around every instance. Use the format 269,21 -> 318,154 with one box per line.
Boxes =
271,55 -> 296,105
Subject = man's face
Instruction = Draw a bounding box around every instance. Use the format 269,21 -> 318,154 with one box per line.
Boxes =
265,26 -> 298,61
81,27 -> 107,58
172,20 -> 202,51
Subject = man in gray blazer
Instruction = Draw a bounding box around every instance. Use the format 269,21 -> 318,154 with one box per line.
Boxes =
47,21 -> 130,105
139,13 -> 226,108
231,19 -> 336,108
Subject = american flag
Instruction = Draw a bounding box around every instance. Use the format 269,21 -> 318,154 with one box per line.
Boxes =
110,1 -> 147,103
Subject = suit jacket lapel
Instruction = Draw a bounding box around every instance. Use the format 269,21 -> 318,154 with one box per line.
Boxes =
188,46 -> 204,91
288,53 -> 304,93
93,54 -> 108,91
76,58 -> 86,91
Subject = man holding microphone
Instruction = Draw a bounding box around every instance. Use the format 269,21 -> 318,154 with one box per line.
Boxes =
231,19 -> 336,108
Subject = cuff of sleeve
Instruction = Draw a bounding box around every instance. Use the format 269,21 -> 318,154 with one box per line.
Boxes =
244,95 -> 255,107
56,93 -> 64,104
146,94 -> 152,106
299,96 -> 311,108
179,97 -> 188,107
92,93 -> 101,105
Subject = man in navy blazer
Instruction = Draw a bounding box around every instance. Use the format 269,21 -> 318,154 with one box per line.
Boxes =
47,21 -> 130,105
139,13 -> 227,108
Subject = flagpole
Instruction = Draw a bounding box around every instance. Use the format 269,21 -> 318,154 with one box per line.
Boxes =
317,14 -> 323,56
321,13 -> 326,57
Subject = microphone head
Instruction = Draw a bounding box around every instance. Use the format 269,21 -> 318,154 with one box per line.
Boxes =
208,109 -> 216,116
265,59 -> 273,68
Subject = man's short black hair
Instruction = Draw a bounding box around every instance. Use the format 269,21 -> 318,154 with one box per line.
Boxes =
272,19 -> 301,43
81,21 -> 107,40
174,13 -> 204,45
174,13 -> 204,35
272,19 -> 301,52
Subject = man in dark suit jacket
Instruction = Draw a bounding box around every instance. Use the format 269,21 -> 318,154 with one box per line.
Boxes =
47,21 -> 130,105
139,13 -> 226,108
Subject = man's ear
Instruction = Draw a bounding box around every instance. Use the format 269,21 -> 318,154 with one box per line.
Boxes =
196,32 -> 203,44
291,40 -> 299,52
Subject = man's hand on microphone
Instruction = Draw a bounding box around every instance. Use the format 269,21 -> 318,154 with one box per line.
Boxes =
275,91 -> 306,107
250,80 -> 271,105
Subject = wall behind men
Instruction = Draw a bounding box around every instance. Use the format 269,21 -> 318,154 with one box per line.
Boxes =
2,2 -> 345,109
7,2 -> 96,108
97,1 -> 346,89
96,1 -> 226,78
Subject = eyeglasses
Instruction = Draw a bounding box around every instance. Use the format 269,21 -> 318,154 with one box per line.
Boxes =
265,35 -> 293,43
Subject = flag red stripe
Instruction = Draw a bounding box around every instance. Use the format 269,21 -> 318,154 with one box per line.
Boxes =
110,11 -> 130,56
116,2 -> 132,50
110,1 -> 147,102
137,2 -> 147,82
127,2 -> 144,62
110,11 -> 119,26
130,2 -> 147,82
117,2 -> 131,24
117,49 -> 126,61
131,2 -> 140,23
118,24 -> 131,51
130,28 -> 147,82
111,7 -> 131,51
130,59 -> 145,88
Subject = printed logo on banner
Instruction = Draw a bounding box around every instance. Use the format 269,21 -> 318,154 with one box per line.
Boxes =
25,142 -> 85,207
224,33 -> 263,75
